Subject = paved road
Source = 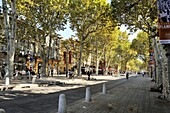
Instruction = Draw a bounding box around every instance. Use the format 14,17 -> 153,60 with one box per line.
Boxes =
0,77 -> 127,113
67,76 -> 170,113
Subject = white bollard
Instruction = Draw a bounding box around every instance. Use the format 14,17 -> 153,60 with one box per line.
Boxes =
5,77 -> 10,86
102,83 -> 107,94
58,94 -> 67,113
0,109 -> 5,113
85,87 -> 91,102
32,75 -> 37,84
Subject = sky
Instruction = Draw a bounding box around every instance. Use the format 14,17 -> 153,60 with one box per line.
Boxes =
120,25 -> 141,42
58,22 -> 75,39
106,0 -> 111,4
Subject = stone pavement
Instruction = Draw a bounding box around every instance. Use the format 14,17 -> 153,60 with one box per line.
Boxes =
0,75 -> 170,113
66,76 -> 170,113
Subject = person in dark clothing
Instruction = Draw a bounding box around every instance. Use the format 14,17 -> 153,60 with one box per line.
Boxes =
126,72 -> 129,79
68,69 -> 74,79
142,72 -> 145,77
87,71 -> 91,80
1,66 -> 6,79
31,71 -> 35,75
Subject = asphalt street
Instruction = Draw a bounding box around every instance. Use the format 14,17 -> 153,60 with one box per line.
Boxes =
0,76 -> 127,113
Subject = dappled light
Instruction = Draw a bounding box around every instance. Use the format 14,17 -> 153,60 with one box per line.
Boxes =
0,0 -> 170,113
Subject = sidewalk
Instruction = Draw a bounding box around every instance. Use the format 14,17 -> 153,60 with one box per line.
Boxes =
66,76 -> 170,113
1,75 -> 170,113
0,74 -> 126,93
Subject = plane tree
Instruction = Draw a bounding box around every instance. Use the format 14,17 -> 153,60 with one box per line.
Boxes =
111,0 -> 157,67
0,16 -> 6,48
2,0 -> 17,84
16,0 -> 69,75
111,0 -> 157,33
68,0 -> 114,76
93,25 -> 119,75
131,32 -> 149,64
114,31 -> 137,72
111,0 -> 170,98
110,0 -> 158,71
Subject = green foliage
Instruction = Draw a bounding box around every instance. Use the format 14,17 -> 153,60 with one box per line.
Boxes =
16,0 -> 69,36
110,0 -> 156,71
68,0 -> 115,75
128,59 -> 144,71
69,0 -> 112,40
15,0 -> 69,54
111,0 -> 158,32
1,0 -> 151,73
14,0 -> 70,75
131,32 -> 149,62
114,31 -> 138,70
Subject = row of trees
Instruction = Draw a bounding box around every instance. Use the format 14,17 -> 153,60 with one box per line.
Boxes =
110,0 -> 169,99
1,0 -> 149,81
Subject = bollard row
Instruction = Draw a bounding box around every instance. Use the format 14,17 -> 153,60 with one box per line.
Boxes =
58,94 -> 67,113
85,87 -> 91,102
0,109 -> 6,113
102,83 -> 107,94
57,83 -> 107,113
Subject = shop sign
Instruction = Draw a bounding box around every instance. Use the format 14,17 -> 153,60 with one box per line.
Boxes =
157,0 -> 170,44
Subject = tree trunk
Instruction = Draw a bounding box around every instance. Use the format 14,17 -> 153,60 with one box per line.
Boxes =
10,0 -> 16,79
34,28 -> 39,74
103,48 -> 107,76
47,32 -> 52,76
106,58 -> 111,76
41,36 -> 47,76
166,45 -> 170,88
95,38 -> 99,75
95,57 -> 99,75
57,62 -> 59,76
41,52 -> 47,76
161,46 -> 169,99
56,38 -> 61,76
2,0 -> 16,83
153,38 -> 162,87
150,38 -> 156,81
77,36 -> 84,76
2,0 -> 10,80
66,47 -> 69,77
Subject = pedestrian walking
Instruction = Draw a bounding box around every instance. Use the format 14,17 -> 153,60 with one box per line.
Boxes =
142,72 -> 145,77
126,72 -> 129,79
1,66 -> 6,79
26,68 -> 31,80
87,66 -> 91,80
87,70 -> 91,80
48,65 -> 51,76
68,69 -> 74,79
